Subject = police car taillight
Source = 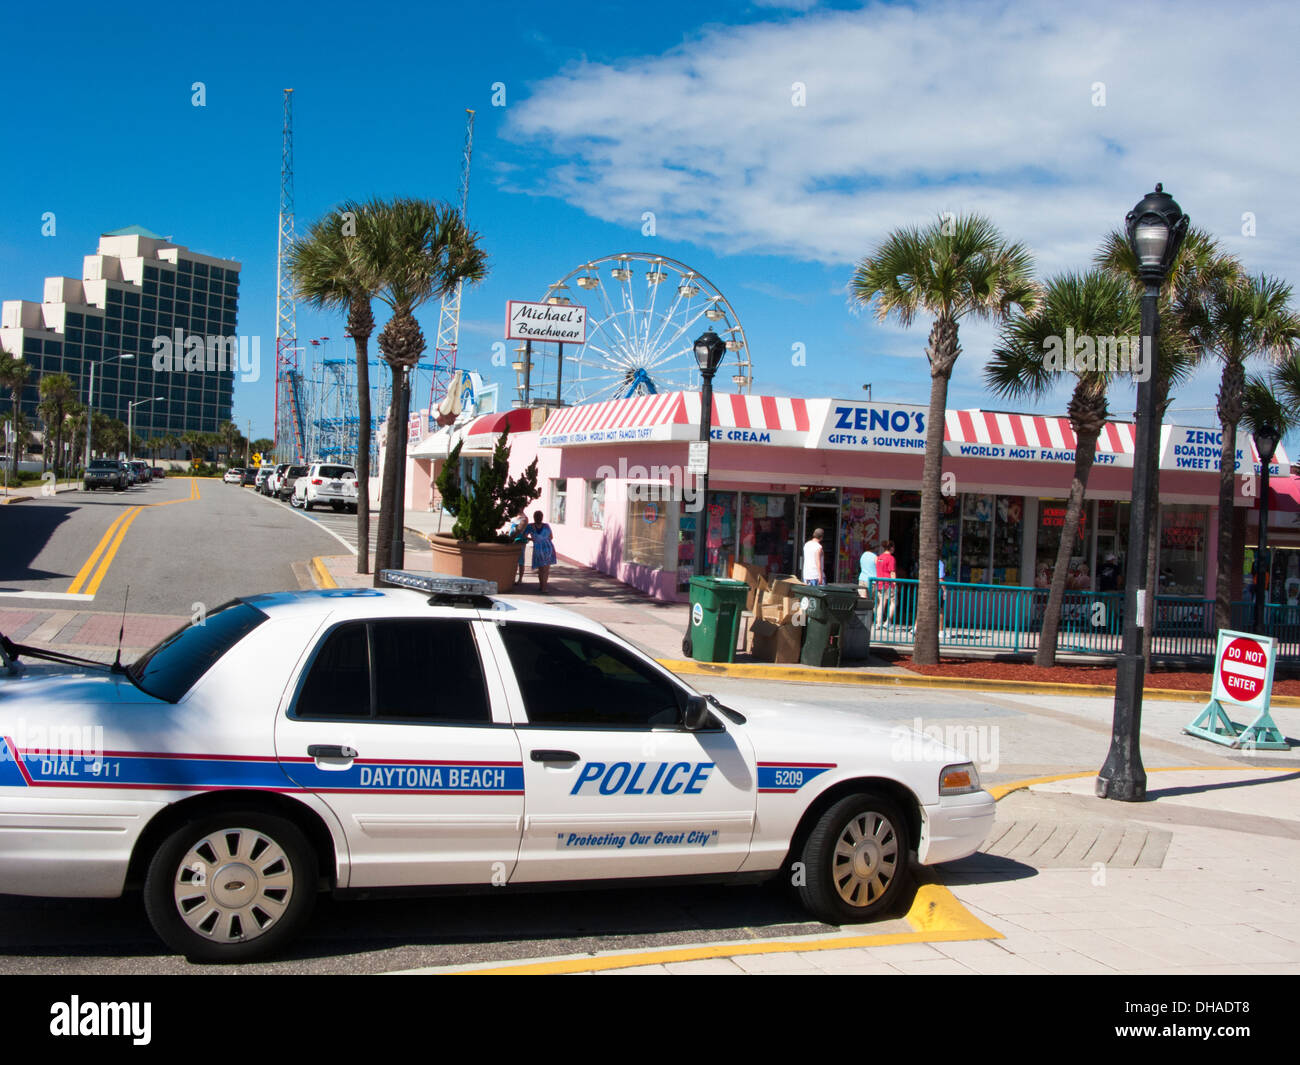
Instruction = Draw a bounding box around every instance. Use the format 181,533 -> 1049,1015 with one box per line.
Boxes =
379,570 -> 498,596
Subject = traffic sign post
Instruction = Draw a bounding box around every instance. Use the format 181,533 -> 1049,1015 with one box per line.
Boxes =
1184,629 -> 1288,750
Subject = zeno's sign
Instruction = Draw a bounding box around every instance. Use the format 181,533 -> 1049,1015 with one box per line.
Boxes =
506,301 -> 587,343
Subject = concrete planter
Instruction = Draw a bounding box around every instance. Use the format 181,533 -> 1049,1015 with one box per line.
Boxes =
428,534 -> 519,592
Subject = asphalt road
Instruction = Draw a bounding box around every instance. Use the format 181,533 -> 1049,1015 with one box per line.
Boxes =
0,478 -> 383,615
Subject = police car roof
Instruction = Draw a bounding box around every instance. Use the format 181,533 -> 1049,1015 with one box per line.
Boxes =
239,587 -> 608,632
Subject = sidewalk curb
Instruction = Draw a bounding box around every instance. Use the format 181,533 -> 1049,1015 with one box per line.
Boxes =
656,656 -> 1300,707
1,484 -> 79,504
986,765 -> 1300,802
311,556 -> 338,590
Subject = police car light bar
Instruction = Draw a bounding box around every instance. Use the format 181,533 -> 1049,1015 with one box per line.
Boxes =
379,570 -> 499,597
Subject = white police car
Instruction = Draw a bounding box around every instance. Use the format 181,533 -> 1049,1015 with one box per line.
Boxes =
0,572 -> 994,962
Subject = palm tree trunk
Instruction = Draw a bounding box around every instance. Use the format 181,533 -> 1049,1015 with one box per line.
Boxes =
1035,431 -> 1098,666
914,316 -> 959,666
372,362 -> 403,584
1214,360 -> 1245,631
349,299 -> 374,575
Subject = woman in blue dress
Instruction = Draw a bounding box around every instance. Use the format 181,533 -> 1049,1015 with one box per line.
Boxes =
526,510 -> 557,593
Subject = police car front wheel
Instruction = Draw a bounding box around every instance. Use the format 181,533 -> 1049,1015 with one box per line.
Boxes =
143,811 -> 317,962
797,793 -> 910,924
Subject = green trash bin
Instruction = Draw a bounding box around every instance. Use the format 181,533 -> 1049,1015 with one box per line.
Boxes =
688,576 -> 749,662
791,583 -> 862,667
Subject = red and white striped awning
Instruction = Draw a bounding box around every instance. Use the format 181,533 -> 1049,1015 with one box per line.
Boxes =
460,407 -> 532,453
944,409 -> 1136,465
538,392 -> 815,447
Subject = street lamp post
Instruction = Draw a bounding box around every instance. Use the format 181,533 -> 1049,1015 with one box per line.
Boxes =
1097,184 -> 1188,803
127,397 -> 165,461
84,352 -> 134,471
692,331 -> 726,578
1252,425 -> 1280,633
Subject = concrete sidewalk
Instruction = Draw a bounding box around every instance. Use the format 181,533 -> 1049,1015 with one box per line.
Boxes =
1,481 -> 79,504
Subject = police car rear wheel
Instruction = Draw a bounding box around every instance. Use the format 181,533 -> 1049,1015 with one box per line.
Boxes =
143,811 -> 316,962
798,793 -> 909,924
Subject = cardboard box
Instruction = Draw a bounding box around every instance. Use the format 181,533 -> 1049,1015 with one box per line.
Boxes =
730,562 -> 769,613
749,616 -> 804,663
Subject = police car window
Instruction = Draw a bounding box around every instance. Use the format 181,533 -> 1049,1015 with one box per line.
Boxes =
129,601 -> 267,703
499,624 -> 681,728
372,620 -> 489,723
296,620 -> 490,723
297,622 -> 370,719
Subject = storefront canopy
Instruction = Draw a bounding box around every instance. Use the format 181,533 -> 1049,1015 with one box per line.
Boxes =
460,407 -> 532,455
537,391 -> 1288,476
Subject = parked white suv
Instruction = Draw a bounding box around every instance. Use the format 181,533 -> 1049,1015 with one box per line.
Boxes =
293,463 -> 359,512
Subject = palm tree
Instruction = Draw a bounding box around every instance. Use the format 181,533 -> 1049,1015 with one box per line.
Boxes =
364,198 -> 488,582
217,420 -> 240,467
289,201 -> 384,573
1096,227 -> 1240,662
0,346 -> 30,483
986,270 -> 1140,665
851,214 -> 1036,664
38,372 -> 77,479
1196,274 -> 1300,629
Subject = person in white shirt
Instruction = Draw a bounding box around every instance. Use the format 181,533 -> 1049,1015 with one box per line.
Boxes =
802,528 -> 825,585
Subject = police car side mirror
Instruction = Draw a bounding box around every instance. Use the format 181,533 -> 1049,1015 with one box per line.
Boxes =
683,694 -> 710,731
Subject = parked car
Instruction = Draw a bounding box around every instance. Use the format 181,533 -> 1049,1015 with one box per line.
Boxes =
84,458 -> 127,491
223,468 -> 245,485
0,571 -> 994,962
121,462 -> 137,486
241,468 -> 258,487
263,464 -> 290,497
293,463 -> 359,512
151,467 -> 166,479
254,467 -> 274,494
278,465 -> 310,503
129,461 -> 152,484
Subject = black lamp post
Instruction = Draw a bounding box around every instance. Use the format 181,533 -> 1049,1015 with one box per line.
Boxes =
692,331 -> 726,577
1253,424 -> 1280,633
1097,184 -> 1188,803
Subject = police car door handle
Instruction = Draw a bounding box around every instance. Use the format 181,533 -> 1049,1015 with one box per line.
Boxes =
531,749 -> 579,764
308,745 -> 358,760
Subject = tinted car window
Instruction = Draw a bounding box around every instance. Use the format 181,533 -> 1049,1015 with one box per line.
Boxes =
499,623 -> 682,728
129,601 -> 267,703
318,465 -> 355,479
295,619 -> 489,724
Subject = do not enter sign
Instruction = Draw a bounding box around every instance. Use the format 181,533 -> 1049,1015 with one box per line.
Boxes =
1219,637 -> 1268,701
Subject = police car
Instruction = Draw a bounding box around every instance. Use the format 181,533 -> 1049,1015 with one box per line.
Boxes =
0,573 -> 994,962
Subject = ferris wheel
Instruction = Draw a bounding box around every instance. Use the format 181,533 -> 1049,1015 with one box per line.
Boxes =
530,254 -> 752,405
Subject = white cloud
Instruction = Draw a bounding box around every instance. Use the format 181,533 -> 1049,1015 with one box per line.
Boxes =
504,0 -> 1300,285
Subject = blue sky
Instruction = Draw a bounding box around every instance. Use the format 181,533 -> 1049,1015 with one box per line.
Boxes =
3,0 -> 1298,442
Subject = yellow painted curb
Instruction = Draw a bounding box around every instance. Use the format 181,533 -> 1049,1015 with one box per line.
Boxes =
311,556 -> 338,590
449,884 -> 998,975
988,765 -> 1300,801
656,657 -> 1300,707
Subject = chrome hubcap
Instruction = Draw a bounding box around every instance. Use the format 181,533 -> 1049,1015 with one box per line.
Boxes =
833,811 -> 899,908
174,828 -> 293,943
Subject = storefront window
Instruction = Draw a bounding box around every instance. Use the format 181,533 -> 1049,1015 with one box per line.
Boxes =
1095,499 -> 1129,592
677,491 -> 737,589
550,478 -> 567,525
1036,498 -> 1089,589
585,478 -> 605,529
627,498 -> 669,568
1159,506 -> 1207,596
961,494 -> 993,585
739,492 -> 795,577
838,490 -> 881,579
992,495 -> 1024,586
939,494 -> 960,581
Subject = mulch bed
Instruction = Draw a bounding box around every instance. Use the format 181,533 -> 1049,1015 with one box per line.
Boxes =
872,648 -> 1300,697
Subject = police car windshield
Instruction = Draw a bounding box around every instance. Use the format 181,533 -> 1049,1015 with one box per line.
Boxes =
128,601 -> 267,703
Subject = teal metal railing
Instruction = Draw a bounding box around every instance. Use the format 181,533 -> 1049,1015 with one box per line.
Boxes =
867,578 -> 1300,661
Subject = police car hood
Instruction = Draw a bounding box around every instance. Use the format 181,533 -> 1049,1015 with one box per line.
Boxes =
0,665 -> 163,713
717,692 -> 967,765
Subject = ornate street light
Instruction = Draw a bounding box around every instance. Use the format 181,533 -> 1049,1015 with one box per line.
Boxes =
1253,423 -> 1281,633
692,331 -> 726,581
1097,184 -> 1188,803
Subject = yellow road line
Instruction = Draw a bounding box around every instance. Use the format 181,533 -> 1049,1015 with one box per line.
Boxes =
66,507 -> 137,594
311,556 -> 338,589
452,885 -> 998,976
84,505 -> 145,596
65,479 -> 201,596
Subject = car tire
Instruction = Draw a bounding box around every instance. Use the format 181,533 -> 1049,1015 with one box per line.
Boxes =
291,495 -> 304,509
142,810 -> 317,963
796,792 -> 911,924
304,500 -> 313,512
